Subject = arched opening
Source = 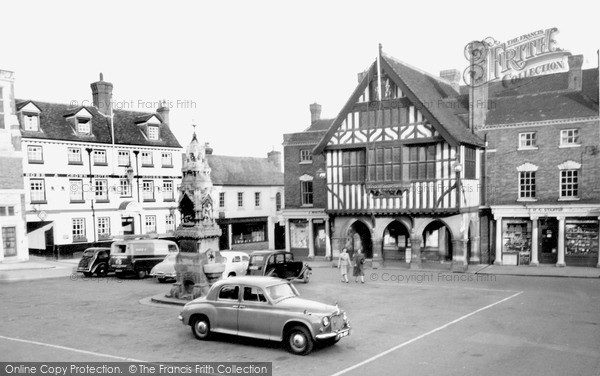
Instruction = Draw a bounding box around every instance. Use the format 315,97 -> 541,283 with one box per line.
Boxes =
422,220 -> 453,261
347,220 -> 372,258
382,221 -> 410,262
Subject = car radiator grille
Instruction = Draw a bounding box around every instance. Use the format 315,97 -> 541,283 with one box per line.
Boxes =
331,314 -> 344,331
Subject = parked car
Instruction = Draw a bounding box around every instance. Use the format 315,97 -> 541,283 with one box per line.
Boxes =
109,239 -> 179,279
149,252 -> 178,283
77,247 -> 112,277
221,251 -> 250,277
178,276 -> 350,355
247,250 -> 311,283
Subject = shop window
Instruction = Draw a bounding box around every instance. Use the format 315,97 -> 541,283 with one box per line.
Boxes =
2,227 -> 17,257
502,220 -> 532,265
290,220 -> 309,249
565,220 -> 599,257
232,222 -> 266,244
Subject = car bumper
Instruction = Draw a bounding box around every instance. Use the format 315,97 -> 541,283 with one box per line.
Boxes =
315,327 -> 351,340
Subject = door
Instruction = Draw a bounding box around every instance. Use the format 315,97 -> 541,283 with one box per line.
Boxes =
122,217 -> 134,235
274,223 -> 286,249
2,227 -> 17,257
238,286 -> 272,340
213,285 -> 240,335
313,221 -> 326,257
539,218 -> 558,264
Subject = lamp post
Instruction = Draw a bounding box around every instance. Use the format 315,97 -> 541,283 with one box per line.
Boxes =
132,150 -> 140,203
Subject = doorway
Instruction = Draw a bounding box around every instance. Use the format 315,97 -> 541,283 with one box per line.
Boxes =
539,218 -> 558,264
122,217 -> 135,235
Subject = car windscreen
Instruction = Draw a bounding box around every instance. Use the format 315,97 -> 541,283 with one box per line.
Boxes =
82,249 -> 96,257
112,244 -> 127,254
266,283 -> 297,301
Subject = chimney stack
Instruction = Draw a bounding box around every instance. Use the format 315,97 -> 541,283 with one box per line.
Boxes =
440,69 -> 461,92
309,103 -> 321,124
90,73 -> 113,117
267,150 -> 282,172
157,99 -> 170,127
567,54 -> 583,91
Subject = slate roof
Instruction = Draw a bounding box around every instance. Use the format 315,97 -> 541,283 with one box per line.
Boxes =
382,54 -> 485,147
207,154 -> 283,186
283,118 -> 335,145
463,68 -> 599,125
15,100 -> 182,148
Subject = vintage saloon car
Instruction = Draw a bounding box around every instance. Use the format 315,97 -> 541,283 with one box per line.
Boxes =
178,276 -> 350,355
77,247 -> 112,277
247,250 -> 312,283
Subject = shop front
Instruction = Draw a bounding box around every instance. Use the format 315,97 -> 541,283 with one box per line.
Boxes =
217,217 -> 269,251
282,208 -> 331,260
492,205 -> 600,267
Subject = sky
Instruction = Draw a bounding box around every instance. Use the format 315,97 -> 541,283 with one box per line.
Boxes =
2,0 -> 598,158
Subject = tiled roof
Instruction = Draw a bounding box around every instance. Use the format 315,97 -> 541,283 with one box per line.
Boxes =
15,100 -> 182,148
207,155 -> 283,186
382,55 -> 485,147
305,119 -> 335,131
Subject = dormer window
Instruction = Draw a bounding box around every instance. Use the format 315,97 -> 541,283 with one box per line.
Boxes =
23,113 -> 40,131
77,118 -> 91,134
148,125 -> 159,140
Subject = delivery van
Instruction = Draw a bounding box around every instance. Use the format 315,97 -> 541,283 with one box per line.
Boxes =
108,239 -> 179,279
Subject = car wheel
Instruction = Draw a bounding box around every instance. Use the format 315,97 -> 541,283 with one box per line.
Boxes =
285,326 -> 314,355
303,270 -> 311,283
83,272 -> 93,278
96,264 -> 108,277
228,272 -> 236,278
137,269 -> 147,279
191,316 -> 211,340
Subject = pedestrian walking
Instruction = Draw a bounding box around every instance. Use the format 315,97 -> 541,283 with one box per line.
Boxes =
352,247 -> 366,283
337,248 -> 351,283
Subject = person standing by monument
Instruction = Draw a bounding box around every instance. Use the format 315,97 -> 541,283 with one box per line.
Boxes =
352,247 -> 366,284
337,248 -> 351,283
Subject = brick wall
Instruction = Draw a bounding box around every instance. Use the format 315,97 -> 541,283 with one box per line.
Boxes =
480,120 -> 600,205
283,144 -> 327,208
0,156 -> 23,189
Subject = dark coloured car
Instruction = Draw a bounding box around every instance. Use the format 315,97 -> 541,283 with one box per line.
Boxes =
247,250 -> 311,283
178,276 -> 350,355
77,247 -> 112,277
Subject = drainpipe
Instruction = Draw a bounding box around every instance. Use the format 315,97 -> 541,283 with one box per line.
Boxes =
85,148 -> 97,243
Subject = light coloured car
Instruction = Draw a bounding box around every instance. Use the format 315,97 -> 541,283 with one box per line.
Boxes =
178,276 -> 351,355
220,251 -> 250,278
149,252 -> 178,283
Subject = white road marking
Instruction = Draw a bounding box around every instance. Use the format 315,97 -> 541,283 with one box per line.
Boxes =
0,335 -> 147,362
330,291 -> 524,376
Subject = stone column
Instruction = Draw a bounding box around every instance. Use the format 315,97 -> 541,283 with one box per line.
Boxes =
307,219 -> 315,259
409,232 -> 422,270
494,216 -> 503,265
556,216 -> 566,267
371,237 -> 383,269
325,218 -> 332,261
267,216 -> 275,250
451,239 -> 468,272
530,217 -> 539,266
469,236 -> 481,264
227,224 -> 233,250
285,218 -> 291,252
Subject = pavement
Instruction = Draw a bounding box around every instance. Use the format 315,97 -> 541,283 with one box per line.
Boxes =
1,255 -> 599,284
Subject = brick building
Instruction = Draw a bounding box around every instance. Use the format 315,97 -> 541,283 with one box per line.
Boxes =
0,70 -> 28,262
282,104 -> 334,260
17,74 -> 183,256
475,55 -> 600,267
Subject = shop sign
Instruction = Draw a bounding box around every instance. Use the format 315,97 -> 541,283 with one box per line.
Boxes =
529,207 -> 564,216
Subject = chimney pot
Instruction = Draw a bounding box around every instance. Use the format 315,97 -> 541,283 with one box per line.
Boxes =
309,103 -> 321,124
267,150 -> 282,172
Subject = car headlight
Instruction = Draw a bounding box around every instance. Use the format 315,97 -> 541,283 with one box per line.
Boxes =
321,316 -> 330,327
342,311 -> 348,321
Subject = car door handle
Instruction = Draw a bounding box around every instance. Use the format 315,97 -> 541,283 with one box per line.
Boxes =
238,305 -> 246,309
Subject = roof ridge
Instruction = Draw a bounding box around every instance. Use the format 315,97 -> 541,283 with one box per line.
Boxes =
383,53 -> 458,91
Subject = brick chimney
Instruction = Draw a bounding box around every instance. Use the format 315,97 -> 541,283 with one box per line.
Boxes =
90,73 -> 113,117
267,150 -> 281,172
440,69 -> 461,92
156,99 -> 170,127
567,54 -> 583,91
310,103 -> 321,124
